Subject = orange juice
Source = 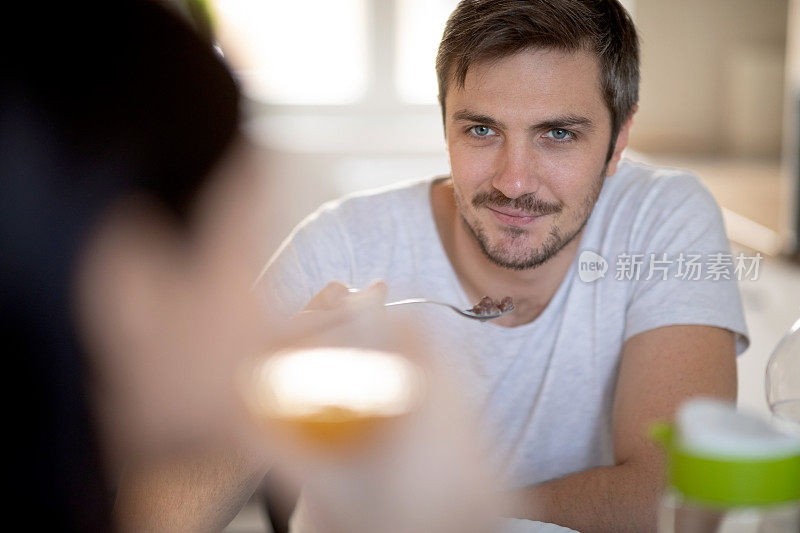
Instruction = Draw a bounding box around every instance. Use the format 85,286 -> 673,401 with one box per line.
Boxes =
246,347 -> 426,449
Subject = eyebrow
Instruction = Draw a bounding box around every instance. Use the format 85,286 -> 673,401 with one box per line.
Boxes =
451,109 -> 595,132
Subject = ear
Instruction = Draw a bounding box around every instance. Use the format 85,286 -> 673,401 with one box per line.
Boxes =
605,105 -> 638,177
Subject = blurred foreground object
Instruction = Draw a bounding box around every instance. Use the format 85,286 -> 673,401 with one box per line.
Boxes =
245,347 -> 426,450
243,301 -> 502,533
2,0 -> 271,529
766,317 -> 800,431
653,399 -> 800,533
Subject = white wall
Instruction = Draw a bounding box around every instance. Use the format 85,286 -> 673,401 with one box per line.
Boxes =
782,0 -> 800,251
632,0 -> 788,155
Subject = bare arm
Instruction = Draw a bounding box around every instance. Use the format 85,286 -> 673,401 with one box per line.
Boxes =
508,325 -> 737,532
112,282 -> 385,531
113,448 -> 267,532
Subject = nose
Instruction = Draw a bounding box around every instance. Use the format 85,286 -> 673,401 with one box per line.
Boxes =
491,138 -> 540,199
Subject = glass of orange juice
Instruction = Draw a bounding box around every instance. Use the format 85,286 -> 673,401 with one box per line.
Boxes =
243,346 -> 427,452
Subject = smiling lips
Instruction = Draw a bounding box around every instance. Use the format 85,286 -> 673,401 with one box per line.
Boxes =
487,206 -> 546,227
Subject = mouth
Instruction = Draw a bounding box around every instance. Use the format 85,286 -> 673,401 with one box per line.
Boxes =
486,206 -> 546,227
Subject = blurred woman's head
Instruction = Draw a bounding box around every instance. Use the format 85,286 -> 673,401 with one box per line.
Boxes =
2,0 -> 269,500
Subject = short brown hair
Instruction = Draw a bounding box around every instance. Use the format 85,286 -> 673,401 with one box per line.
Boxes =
436,0 -> 639,158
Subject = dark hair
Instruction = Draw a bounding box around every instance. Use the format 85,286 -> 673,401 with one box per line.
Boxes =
436,0 -> 639,158
3,1 -> 240,225
1,1 -> 239,528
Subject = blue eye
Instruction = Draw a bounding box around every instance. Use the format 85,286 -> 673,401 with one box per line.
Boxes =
470,125 -> 494,137
546,128 -> 573,141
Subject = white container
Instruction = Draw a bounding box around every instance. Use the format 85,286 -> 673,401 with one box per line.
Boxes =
766,317 -> 800,433
654,399 -> 800,533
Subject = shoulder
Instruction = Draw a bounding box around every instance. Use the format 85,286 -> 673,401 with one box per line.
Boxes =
605,158 -> 718,211
289,176 -> 436,243
317,176 -> 435,221
274,175 -> 437,260
598,159 -> 723,231
584,158 -> 729,255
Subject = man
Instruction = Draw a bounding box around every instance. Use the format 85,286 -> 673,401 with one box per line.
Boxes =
119,1 -> 747,531
259,1 -> 747,531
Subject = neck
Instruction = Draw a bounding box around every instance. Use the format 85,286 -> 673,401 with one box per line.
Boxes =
431,179 -> 581,327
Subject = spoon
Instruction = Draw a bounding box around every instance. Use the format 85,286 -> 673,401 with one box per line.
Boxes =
384,297 -> 513,321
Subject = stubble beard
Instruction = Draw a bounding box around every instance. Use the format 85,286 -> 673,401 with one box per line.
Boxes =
454,167 -> 606,271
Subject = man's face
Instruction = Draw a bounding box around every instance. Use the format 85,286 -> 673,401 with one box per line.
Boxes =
444,48 -> 615,270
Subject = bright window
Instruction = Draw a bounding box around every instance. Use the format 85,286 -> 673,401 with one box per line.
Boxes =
395,0 -> 459,104
213,0 -> 368,104
213,0 -> 625,107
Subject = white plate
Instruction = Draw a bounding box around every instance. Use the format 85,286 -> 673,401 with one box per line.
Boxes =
500,518 -> 579,532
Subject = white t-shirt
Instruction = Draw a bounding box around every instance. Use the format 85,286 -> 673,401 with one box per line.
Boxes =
260,159 -> 749,488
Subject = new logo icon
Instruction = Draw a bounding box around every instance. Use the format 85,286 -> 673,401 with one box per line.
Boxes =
578,250 -> 608,283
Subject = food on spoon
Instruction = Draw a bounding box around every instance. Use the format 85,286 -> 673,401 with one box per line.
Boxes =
497,296 -> 515,313
475,296 -> 495,315
469,296 -> 514,316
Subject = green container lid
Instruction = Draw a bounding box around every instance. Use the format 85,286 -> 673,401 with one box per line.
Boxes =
651,422 -> 800,507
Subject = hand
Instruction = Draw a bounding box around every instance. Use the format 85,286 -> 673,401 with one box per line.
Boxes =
292,280 -> 388,332
262,280 -> 388,350
302,280 -> 388,312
